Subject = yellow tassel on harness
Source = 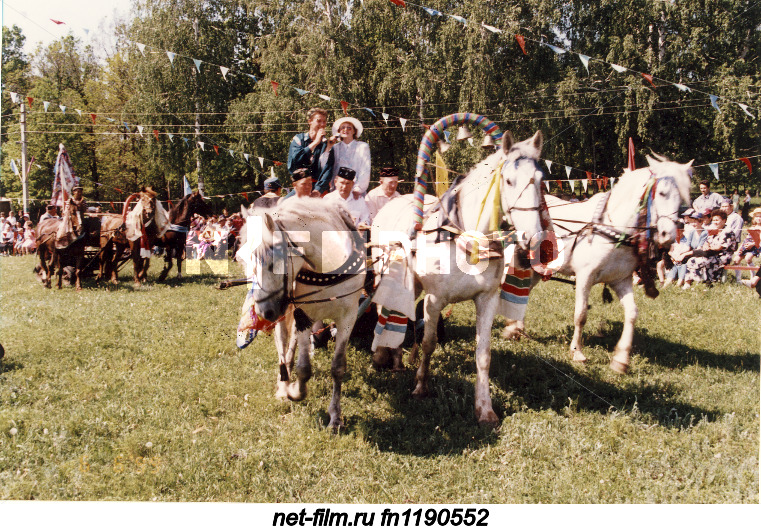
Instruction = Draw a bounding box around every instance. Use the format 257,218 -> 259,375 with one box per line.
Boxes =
470,161 -> 504,265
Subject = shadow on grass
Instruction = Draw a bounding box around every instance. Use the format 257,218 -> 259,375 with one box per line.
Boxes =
0,358 -> 23,374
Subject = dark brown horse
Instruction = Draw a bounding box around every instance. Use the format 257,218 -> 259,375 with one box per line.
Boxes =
125,190 -> 161,286
97,213 -> 130,285
36,216 -> 101,290
156,192 -> 212,281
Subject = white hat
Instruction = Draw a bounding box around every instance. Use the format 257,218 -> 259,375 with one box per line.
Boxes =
332,116 -> 363,139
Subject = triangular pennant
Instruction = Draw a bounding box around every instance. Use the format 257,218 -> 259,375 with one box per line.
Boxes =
740,157 -> 752,174
389,0 -> 406,6
75,109 -> 82,116
363,107 -> 376,117
423,8 -> 441,16
270,166 -> 275,178
153,130 -> 159,141
578,54 -> 590,74
596,178 -> 603,190
467,137 -> 474,146
166,51 -> 176,65
258,157 -> 264,168
602,176 -> 609,189
611,177 -> 616,187
271,81 -> 279,96
9,159 -> 19,176
641,73 -> 657,89
444,130 -> 451,142
399,118 -> 407,131
565,166 -> 572,178
381,113 -> 389,124
318,94 -> 331,101
193,58 -> 202,73
482,23 -> 501,33
105,117 -> 115,122
569,180 -> 575,192
242,192 -> 249,202
9,92 -> 19,104
213,145 -> 219,155
515,34 -> 527,55
610,63 -> 627,73
341,100 -> 349,116
123,121 -> 130,130
137,125 -> 144,136
136,42 -> 146,56
59,105 -> 66,113
82,28 -> 89,35
545,43 -> 566,55
90,113 -> 97,124
229,149 -> 235,157
709,95 -> 721,113
674,83 -> 691,92
50,19 -> 65,25
198,141 -> 205,151
182,137 -> 190,146
43,101 -> 50,112
449,15 -> 467,24
244,153 -> 250,162
738,103 -> 754,118
544,181 -> 550,193
247,74 -> 258,82
544,160 -> 552,173
709,163 -> 719,180
167,133 -> 174,142
272,161 -> 283,166
27,97 -> 33,107
220,66 -> 229,80
582,179 -> 588,192
294,88 -> 309,96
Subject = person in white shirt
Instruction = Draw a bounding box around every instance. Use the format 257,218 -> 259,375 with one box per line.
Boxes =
330,116 -> 371,198
692,180 -> 724,212
720,197 -> 744,241
39,204 -> 60,223
325,167 -> 372,228
365,167 -> 401,222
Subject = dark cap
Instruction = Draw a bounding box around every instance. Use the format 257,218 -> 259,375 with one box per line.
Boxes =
379,167 -> 399,178
337,167 -> 356,181
47,204 -> 57,210
263,176 -> 282,191
72,185 -> 83,191
291,167 -> 312,181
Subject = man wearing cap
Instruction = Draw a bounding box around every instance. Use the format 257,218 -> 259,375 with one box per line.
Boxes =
720,197 -> 743,241
331,116 -> 371,198
325,167 -> 371,228
39,204 -> 59,223
55,185 -> 86,248
281,168 -> 318,202
253,176 -> 283,208
287,108 -> 337,196
692,180 -> 724,213
365,167 -> 401,222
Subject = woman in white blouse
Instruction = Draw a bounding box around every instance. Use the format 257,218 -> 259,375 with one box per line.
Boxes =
331,116 -> 371,198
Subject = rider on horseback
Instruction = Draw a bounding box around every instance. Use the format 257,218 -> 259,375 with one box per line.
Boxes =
55,185 -> 86,249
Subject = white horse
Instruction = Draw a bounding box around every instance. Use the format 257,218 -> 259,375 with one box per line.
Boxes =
371,131 -> 547,426
237,198 -> 366,431
502,155 -> 693,373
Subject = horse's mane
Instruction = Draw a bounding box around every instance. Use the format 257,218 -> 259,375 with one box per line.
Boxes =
606,155 -> 693,216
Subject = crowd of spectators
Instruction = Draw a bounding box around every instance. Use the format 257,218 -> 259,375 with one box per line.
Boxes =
0,210 -> 38,256
184,210 -> 244,260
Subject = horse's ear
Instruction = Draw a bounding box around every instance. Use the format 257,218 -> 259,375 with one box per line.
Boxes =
501,131 -> 514,152
645,154 -> 657,167
531,130 -> 543,152
685,159 -> 694,169
240,204 -> 249,218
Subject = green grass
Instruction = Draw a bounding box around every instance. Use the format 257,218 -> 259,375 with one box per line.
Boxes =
1,255 -> 758,502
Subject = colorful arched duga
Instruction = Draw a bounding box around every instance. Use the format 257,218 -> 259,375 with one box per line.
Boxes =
412,113 -> 503,230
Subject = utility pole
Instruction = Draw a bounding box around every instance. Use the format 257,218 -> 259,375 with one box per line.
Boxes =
193,15 -> 204,195
19,101 -> 29,214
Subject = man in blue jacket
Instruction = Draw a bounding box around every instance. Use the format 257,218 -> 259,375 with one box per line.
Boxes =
287,108 -> 338,196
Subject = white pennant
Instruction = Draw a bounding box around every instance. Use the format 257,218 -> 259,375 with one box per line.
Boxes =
544,160 -> 552,173
449,15 -> 467,24
709,95 -> 721,113
136,42 -> 146,56
467,137 -> 474,146
244,153 -> 250,162
565,166 -> 572,178
318,94 -> 331,101
9,92 -> 19,104
229,149 -> 235,157
43,101 -> 50,112
610,63 -> 627,73
137,125 -> 144,136
166,51 -> 176,65
709,163 -> 719,181
193,59 -> 202,73
578,54 -> 590,74
544,181 -> 550,193
582,179 -> 588,192
167,133 -> 174,142
610,177 -> 616,187
270,166 -> 275,178
738,103 -> 754,118
482,23 -> 501,33
381,113 -> 389,124
220,66 -> 229,80
399,118 -> 407,131
569,180 -> 575,192
674,83 -> 691,92
258,157 -> 264,168
545,43 -> 566,55
198,141 -> 205,151
75,109 -> 82,116
59,105 -> 66,113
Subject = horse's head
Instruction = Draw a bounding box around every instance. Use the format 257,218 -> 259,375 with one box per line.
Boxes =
645,155 -> 694,247
188,191 -> 213,219
139,188 -> 157,223
498,131 -> 546,250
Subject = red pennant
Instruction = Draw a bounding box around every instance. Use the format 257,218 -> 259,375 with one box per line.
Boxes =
50,19 -> 65,25
271,81 -> 279,96
272,161 -> 283,166
109,201 -> 116,211
341,100 -> 349,116
114,187 -> 123,194
213,145 -> 219,155
740,157 -> 752,174
627,137 -> 636,171
90,113 -> 97,124
243,192 -> 249,202
603,176 -> 609,189
389,0 -> 406,6
153,129 -> 159,141
585,171 -> 592,181
515,35 -> 527,55
641,73 -> 657,89
27,97 -> 33,107
422,124 -> 431,130
596,178 -> 603,190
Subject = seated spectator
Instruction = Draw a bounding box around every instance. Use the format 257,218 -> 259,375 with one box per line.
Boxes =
21,221 -> 37,255
365,167 -> 401,223
0,221 -> 14,255
683,209 -> 738,288
197,223 -> 215,260
213,218 -> 231,258
731,207 -> 761,282
720,197 -> 744,241
324,167 -> 372,228
663,210 -> 707,288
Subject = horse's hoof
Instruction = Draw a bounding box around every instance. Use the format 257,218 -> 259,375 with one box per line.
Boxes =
477,410 -> 499,428
412,385 -> 429,399
287,386 -> 306,402
372,348 -> 393,370
275,383 -> 289,400
329,420 -> 343,434
571,350 -> 588,363
610,359 -> 629,374
501,327 -> 522,340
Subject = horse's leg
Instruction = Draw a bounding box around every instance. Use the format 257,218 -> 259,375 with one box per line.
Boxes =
141,255 -> 150,283
74,253 -> 83,291
55,254 -> 64,290
608,278 -> 638,374
327,309 -> 355,431
132,249 -> 142,286
569,274 -> 593,362
473,292 -> 500,426
413,294 -> 445,399
158,251 -> 171,282
176,243 -> 184,280
274,318 -> 293,400
501,318 -> 526,340
287,326 -> 313,402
